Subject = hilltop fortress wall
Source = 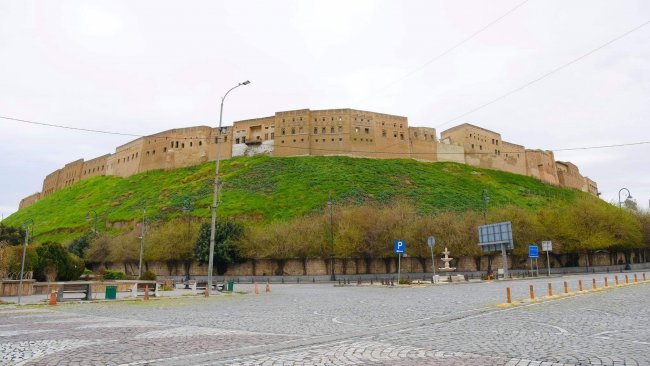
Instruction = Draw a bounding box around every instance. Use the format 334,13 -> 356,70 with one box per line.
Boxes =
20,108 -> 599,209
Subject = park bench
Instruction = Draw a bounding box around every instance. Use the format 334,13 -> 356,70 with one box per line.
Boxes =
186,280 -> 223,292
131,281 -> 160,298
56,282 -> 92,301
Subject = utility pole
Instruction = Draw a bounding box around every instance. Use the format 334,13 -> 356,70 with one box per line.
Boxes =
328,194 -> 335,281
18,218 -> 34,305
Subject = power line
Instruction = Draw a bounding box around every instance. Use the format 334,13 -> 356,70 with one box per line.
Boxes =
0,115 -> 142,137
435,19 -> 650,129
356,0 -> 530,104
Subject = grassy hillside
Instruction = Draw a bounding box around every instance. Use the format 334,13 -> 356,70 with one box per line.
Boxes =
5,155 -> 584,242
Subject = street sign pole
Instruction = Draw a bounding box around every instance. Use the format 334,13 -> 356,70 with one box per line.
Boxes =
427,236 -> 436,283
546,250 -> 551,276
397,253 -> 401,284
394,240 -> 406,285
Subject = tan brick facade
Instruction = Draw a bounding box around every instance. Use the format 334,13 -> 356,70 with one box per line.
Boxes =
18,109 -> 598,209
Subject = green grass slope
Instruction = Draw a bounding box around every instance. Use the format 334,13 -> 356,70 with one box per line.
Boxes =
5,155 -> 584,242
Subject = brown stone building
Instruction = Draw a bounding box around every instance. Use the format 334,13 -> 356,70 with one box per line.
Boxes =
18,108 -> 598,209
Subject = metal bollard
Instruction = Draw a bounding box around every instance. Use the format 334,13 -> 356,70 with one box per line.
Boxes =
506,287 -> 512,304
615,275 -> 619,285
578,280 -> 583,292
634,274 -> 638,283
644,273 -> 647,281
564,281 -> 568,294
529,285 -> 535,299
548,283 -> 553,297
370,279 -> 373,285
625,275 -> 629,284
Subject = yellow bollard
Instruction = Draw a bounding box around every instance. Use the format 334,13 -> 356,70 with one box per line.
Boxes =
592,278 -> 597,290
625,275 -> 629,284
604,277 -> 608,287
578,280 -> 583,292
615,275 -> 619,285
564,281 -> 568,294
254,281 -> 259,295
548,283 -> 553,297
144,284 -> 149,301
644,273 -> 647,281
506,287 -> 512,304
634,274 -> 638,283
529,285 -> 535,300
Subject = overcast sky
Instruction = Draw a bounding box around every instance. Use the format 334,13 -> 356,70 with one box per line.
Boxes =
1,0 -> 649,219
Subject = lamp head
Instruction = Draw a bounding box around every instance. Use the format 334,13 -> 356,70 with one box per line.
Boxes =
241,80 -> 251,85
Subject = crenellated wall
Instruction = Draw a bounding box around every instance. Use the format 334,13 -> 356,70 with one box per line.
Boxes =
18,109 -> 599,210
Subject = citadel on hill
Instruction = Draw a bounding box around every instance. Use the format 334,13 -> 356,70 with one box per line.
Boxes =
18,108 -> 598,209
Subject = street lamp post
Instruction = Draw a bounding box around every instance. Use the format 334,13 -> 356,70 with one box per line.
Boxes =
18,218 -> 34,305
208,80 -> 251,295
482,189 -> 490,224
328,195 -> 335,281
138,205 -> 146,278
618,188 -> 632,209
86,210 -> 98,236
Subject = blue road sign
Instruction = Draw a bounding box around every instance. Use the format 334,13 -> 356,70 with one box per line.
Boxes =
394,240 -> 406,254
528,244 -> 539,258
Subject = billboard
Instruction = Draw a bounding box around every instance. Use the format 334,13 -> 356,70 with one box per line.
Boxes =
478,221 -> 514,252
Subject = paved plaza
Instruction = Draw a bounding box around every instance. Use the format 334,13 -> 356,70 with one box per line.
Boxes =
1,272 -> 649,366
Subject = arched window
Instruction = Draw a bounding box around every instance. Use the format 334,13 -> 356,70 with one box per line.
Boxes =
281,128 -> 286,135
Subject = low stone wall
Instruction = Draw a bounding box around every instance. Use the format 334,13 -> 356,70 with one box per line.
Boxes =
93,250 -> 650,278
0,280 -> 35,296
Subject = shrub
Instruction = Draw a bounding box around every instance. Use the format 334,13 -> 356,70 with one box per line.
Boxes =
139,270 -> 157,281
103,269 -> 125,280
36,242 -> 85,281
398,278 -> 411,285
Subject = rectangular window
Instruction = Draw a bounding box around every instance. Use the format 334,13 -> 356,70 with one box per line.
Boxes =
365,128 -> 370,134
355,127 -> 360,133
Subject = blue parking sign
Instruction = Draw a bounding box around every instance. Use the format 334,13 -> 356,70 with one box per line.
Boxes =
528,244 -> 539,258
394,240 -> 406,254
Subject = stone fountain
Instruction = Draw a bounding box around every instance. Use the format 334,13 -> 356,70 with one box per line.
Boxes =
438,247 -> 456,272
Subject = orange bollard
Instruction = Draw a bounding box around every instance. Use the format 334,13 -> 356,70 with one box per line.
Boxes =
578,280 -> 583,292
604,277 -> 608,287
265,282 -> 270,293
144,284 -> 149,300
548,283 -> 553,297
644,273 -> 647,281
592,278 -> 597,290
529,285 -> 535,300
634,274 -> 638,283
48,290 -> 57,306
563,281 -> 568,294
615,275 -> 619,285
506,287 -> 512,304
625,275 -> 629,284
254,282 -> 259,295
204,287 -> 209,297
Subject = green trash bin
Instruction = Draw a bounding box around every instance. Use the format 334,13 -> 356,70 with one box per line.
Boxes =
105,285 -> 117,300
227,280 -> 234,292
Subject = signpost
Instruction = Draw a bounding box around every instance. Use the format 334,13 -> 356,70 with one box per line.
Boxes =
394,240 -> 406,284
427,236 -> 436,283
529,244 -> 539,277
541,240 -> 552,276
478,221 -> 513,279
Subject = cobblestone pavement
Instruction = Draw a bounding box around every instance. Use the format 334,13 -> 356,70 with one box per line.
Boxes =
1,272 -> 648,365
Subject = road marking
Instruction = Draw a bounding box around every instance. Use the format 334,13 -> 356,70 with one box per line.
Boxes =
332,317 -> 355,326
531,322 -> 569,334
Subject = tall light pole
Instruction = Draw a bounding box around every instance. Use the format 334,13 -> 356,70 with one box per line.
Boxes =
18,218 -> 34,305
86,210 -> 98,237
328,194 -> 335,281
208,80 -> 251,295
618,188 -> 632,209
138,205 -> 146,278
482,189 -> 490,224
